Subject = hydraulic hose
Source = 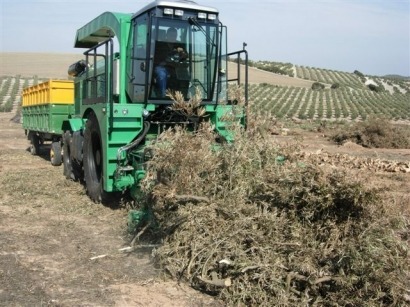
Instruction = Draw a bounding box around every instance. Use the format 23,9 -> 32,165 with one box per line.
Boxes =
116,121 -> 151,165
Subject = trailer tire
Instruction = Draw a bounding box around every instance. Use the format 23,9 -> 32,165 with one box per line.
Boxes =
63,131 -> 82,181
29,133 -> 40,156
50,141 -> 62,166
83,112 -> 106,203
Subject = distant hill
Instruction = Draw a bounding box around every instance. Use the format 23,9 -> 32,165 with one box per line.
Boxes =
0,52 -> 83,79
1,52 -> 408,91
1,53 -> 408,121
382,74 -> 410,81
0,52 -> 315,88
227,62 -> 314,88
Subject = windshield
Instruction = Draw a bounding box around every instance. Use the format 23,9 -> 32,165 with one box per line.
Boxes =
149,18 -> 218,102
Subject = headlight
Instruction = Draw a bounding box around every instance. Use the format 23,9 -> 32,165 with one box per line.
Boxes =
164,8 -> 173,15
198,12 -> 206,19
175,9 -> 184,16
208,14 -> 217,20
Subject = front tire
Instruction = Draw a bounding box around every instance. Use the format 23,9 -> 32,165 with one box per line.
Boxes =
63,131 -> 82,180
50,141 -> 62,166
83,112 -> 105,203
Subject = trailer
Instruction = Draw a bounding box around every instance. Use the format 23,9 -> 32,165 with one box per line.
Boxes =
22,80 -> 74,166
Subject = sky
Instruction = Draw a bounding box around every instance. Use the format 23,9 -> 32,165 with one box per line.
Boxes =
1,0 -> 409,76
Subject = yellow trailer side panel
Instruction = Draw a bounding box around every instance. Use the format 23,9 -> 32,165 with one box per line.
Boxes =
22,80 -> 74,106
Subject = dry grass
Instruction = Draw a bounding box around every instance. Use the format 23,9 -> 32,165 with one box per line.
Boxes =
133,113 -> 409,306
330,117 -> 410,149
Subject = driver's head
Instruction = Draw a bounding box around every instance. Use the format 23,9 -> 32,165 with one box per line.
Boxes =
166,27 -> 178,42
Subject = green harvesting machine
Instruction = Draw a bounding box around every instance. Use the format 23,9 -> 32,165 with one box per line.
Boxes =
64,0 -> 248,202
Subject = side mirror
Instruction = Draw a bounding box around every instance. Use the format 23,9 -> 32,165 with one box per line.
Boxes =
68,60 -> 87,77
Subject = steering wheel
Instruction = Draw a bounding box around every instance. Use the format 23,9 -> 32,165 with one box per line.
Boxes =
167,50 -> 187,63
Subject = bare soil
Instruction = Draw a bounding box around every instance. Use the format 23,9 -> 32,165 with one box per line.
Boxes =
0,112 -> 409,306
273,126 -> 410,222
0,112 -> 220,306
0,53 -> 83,79
228,62 -> 314,87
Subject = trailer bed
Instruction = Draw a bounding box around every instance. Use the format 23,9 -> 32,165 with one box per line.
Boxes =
22,80 -> 74,135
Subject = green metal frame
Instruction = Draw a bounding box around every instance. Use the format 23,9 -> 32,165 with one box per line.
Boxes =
71,7 -> 246,198
73,12 -> 142,193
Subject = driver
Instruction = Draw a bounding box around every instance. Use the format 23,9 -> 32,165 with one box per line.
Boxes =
154,27 -> 188,97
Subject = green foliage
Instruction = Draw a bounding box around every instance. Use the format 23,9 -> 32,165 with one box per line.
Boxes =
367,83 -> 383,92
249,82 -> 410,121
353,70 -> 364,78
0,75 -> 34,112
354,70 -> 366,83
311,82 -> 325,90
248,60 -> 294,77
330,82 -> 340,89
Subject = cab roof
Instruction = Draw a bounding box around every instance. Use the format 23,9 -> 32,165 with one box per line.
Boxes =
74,12 -> 131,48
132,0 -> 218,18
74,1 -> 218,48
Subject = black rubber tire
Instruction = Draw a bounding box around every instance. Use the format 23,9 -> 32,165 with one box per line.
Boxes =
63,131 -> 82,181
83,112 -> 105,203
63,131 -> 74,179
29,133 -> 40,156
50,141 -> 62,166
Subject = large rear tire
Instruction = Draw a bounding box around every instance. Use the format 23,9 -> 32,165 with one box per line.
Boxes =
50,141 -> 62,166
83,112 -> 106,203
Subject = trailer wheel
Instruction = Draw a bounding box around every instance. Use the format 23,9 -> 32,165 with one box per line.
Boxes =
50,141 -> 62,166
83,112 -> 105,203
29,133 -> 40,156
63,131 -> 82,181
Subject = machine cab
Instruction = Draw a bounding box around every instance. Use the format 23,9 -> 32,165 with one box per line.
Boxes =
127,0 -> 224,104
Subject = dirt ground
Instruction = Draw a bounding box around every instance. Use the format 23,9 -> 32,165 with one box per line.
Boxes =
0,112 -> 409,306
0,112 -> 220,306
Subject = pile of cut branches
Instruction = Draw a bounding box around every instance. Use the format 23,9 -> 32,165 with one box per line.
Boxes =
138,119 -> 409,305
330,117 -> 410,149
